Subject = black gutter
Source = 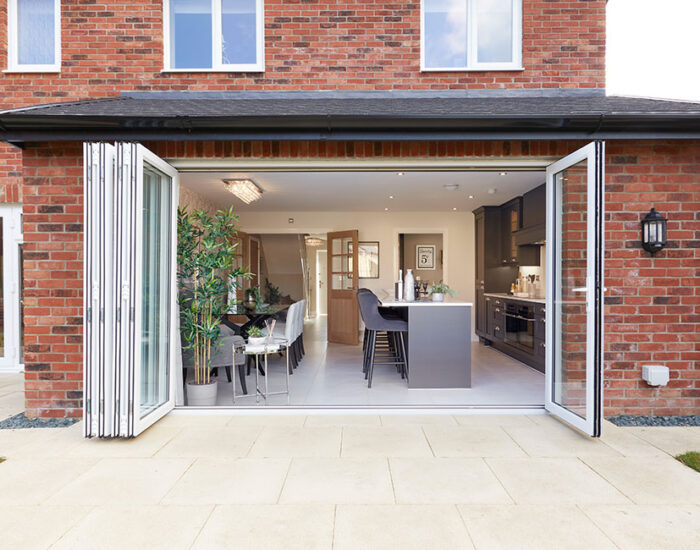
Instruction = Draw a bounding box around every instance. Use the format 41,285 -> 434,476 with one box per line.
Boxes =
1,114 -> 699,143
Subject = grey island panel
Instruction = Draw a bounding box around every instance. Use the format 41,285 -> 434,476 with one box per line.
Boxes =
407,305 -> 471,389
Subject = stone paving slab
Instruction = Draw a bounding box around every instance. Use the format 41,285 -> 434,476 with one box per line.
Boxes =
0,382 -> 698,549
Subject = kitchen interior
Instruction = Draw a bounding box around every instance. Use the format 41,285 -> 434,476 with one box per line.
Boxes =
474,182 -> 547,373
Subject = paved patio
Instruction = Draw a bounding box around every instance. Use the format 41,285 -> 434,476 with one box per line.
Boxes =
1,374 -> 699,549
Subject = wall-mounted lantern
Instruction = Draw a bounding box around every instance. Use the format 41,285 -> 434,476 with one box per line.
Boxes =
641,208 -> 667,254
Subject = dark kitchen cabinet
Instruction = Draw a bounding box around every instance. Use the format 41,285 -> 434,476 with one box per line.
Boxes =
482,295 -> 545,372
517,244 -> 541,266
534,304 -> 546,371
522,184 -> 546,228
534,304 -> 546,340
488,297 -> 505,340
476,290 -> 487,335
500,198 -> 522,265
473,206 -> 502,338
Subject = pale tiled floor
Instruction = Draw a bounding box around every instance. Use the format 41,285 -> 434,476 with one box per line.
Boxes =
211,316 -> 545,407
0,406 -> 699,549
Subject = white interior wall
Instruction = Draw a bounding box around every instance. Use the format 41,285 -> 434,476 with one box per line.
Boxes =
179,186 -> 219,215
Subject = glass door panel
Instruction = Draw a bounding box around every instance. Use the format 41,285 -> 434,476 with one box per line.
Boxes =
132,146 -> 179,435
140,165 -> 173,418
546,142 -> 604,437
552,159 -> 589,419
0,206 -> 23,372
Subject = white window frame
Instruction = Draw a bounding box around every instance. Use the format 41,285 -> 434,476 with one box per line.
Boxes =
6,0 -> 61,73
163,0 -> 265,73
420,0 -> 522,72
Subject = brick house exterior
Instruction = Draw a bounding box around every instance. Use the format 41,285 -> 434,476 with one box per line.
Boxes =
0,1 -> 698,419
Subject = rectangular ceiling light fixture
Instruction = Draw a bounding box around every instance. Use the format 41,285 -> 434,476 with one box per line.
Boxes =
223,179 -> 263,204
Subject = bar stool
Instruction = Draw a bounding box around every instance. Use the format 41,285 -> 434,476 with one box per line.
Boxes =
356,290 -> 408,388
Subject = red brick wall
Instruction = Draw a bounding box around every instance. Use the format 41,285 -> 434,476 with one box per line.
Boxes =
21,138 -> 699,418
22,142 -> 84,418
604,141 -> 700,416
0,143 -> 22,203
0,0 -> 606,108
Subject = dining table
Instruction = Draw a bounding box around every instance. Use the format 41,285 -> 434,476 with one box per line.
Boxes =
226,303 -> 290,338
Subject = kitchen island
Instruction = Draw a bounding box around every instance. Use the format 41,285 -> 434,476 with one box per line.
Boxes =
380,298 -> 472,389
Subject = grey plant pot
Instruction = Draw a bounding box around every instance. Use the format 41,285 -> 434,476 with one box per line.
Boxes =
186,380 -> 218,406
431,293 -> 445,302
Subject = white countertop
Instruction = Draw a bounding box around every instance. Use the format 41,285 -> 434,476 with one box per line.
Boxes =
381,298 -> 473,307
484,293 -> 546,304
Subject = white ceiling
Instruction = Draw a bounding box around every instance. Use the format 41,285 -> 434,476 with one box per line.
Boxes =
179,170 -> 545,212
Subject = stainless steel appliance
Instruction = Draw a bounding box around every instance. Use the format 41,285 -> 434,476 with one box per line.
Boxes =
504,302 -> 535,352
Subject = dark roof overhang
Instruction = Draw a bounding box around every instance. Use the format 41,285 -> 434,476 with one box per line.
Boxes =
1,91 -> 699,144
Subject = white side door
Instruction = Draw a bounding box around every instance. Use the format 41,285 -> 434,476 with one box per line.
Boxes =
0,205 -> 23,372
545,141 -> 605,437
84,143 -> 179,438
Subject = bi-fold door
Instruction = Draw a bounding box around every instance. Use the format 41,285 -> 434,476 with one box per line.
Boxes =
83,143 -> 179,438
545,141 -> 605,437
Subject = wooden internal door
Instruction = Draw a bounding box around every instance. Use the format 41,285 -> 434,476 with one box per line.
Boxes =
327,230 -> 359,345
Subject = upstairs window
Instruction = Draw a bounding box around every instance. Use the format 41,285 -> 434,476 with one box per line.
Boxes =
421,0 -> 522,71
7,0 -> 61,72
165,0 -> 264,72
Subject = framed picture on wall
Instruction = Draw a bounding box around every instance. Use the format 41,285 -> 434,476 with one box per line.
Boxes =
358,241 -> 380,278
416,245 -> 435,270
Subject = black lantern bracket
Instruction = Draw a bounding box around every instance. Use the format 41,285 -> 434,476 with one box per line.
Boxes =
641,208 -> 667,254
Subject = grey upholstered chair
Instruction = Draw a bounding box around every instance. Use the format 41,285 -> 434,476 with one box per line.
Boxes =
356,290 -> 408,388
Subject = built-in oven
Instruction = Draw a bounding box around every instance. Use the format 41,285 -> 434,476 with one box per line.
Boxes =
504,302 -> 535,352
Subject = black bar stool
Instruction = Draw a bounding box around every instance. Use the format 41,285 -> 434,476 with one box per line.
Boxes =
357,290 -> 408,388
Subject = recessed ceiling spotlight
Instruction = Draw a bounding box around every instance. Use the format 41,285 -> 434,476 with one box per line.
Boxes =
443,184 -> 459,191
499,172 -> 507,176
384,207 -> 389,211
468,195 -> 474,199
452,207 -> 457,211
488,188 -> 497,195
389,195 -> 394,199
397,172 -> 404,176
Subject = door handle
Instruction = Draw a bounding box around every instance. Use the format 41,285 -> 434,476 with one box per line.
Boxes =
571,287 -> 587,293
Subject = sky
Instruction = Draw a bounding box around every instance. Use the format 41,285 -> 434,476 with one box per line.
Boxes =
607,0 -> 700,101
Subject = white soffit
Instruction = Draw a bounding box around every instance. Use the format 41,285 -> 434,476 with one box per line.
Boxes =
179,170 -> 545,212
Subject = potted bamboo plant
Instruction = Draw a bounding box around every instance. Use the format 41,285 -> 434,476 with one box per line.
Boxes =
177,207 -> 249,406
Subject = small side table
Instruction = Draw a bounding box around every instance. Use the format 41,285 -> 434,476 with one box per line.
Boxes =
233,338 -> 290,403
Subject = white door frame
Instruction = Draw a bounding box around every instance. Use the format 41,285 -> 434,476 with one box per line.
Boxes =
132,145 -> 180,436
0,205 -> 23,373
316,249 -> 327,316
545,141 -> 605,437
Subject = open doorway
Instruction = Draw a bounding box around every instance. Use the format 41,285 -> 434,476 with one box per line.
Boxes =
82,142 -> 605,438
177,169 -> 548,408
398,232 -> 445,298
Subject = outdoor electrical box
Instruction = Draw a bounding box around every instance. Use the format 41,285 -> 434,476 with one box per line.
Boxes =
642,365 -> 669,387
